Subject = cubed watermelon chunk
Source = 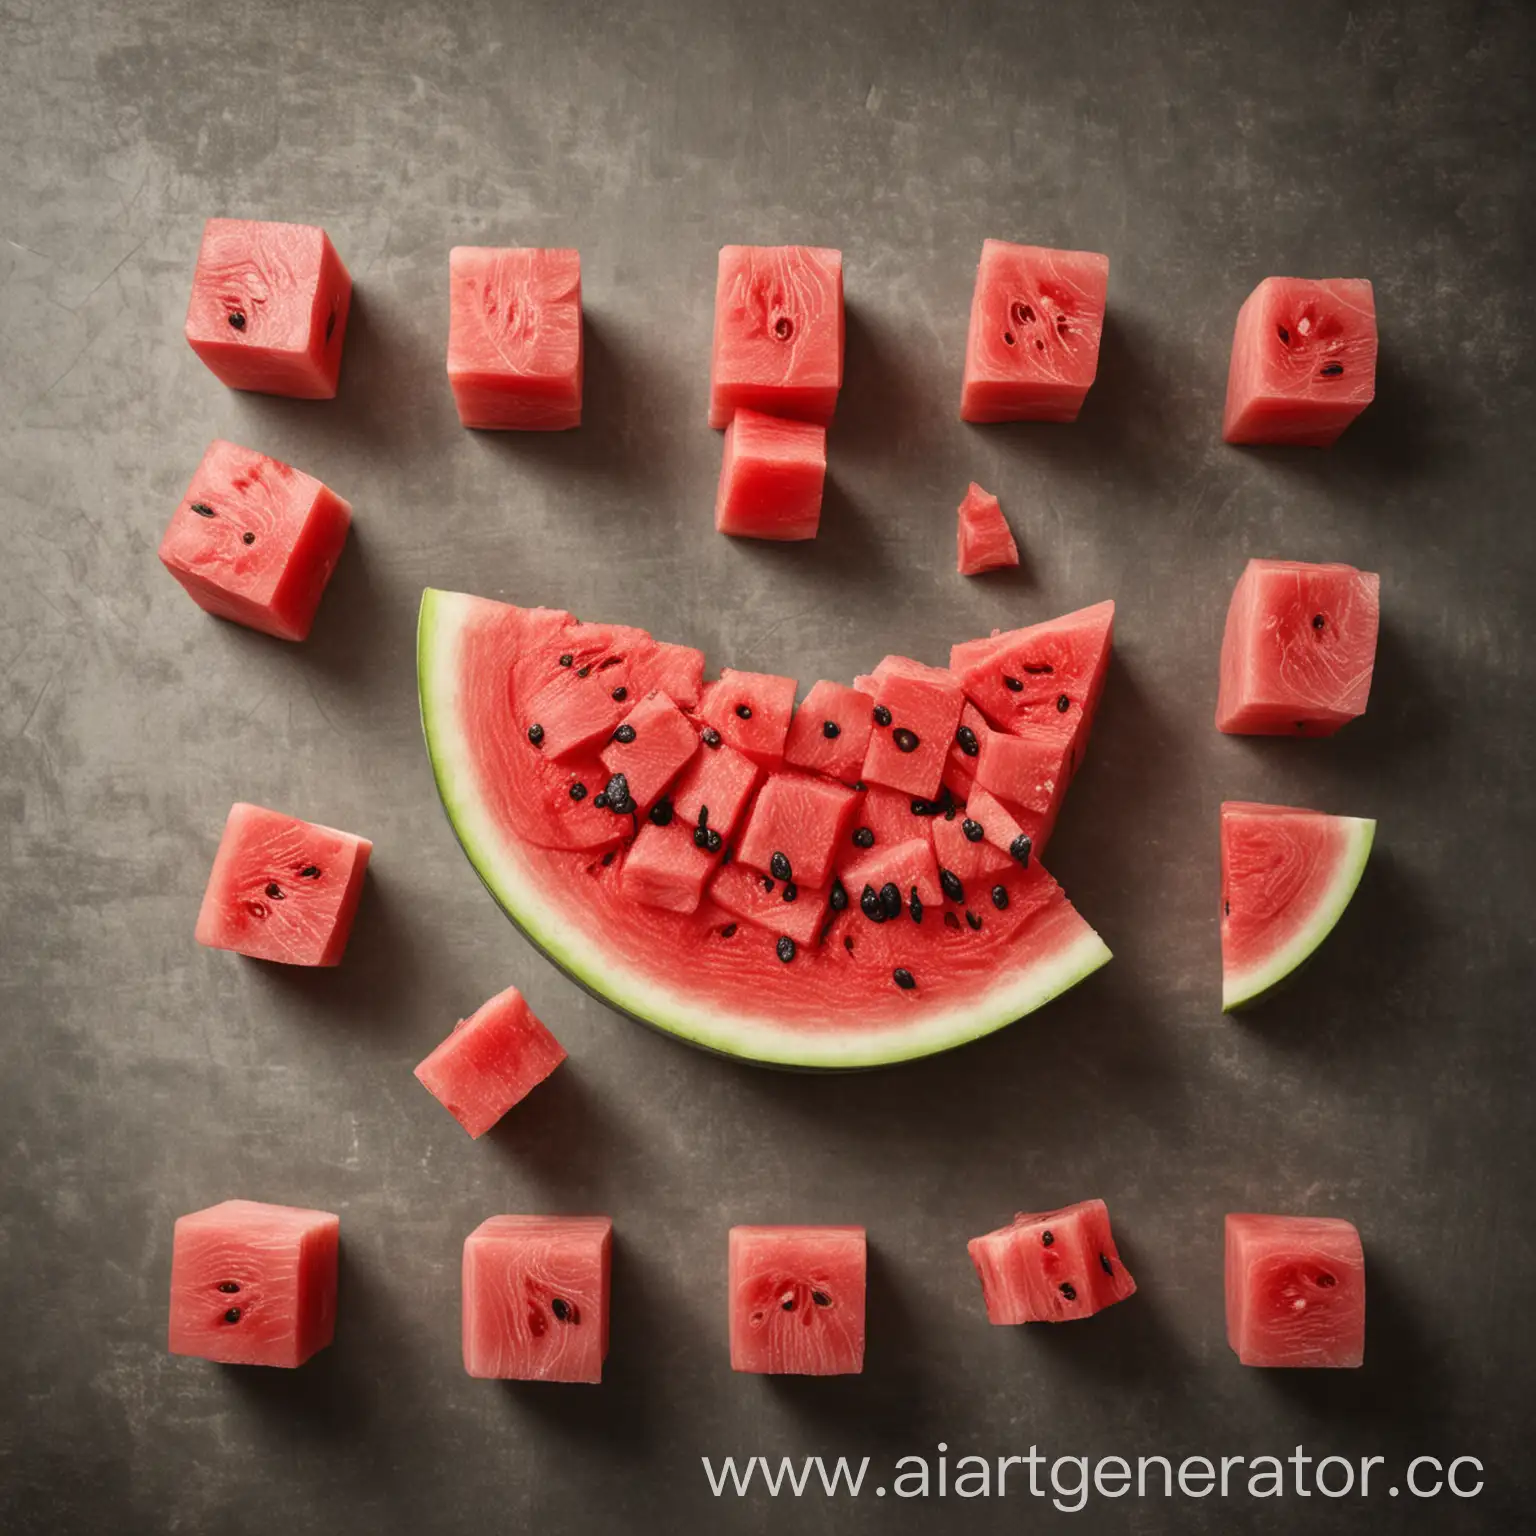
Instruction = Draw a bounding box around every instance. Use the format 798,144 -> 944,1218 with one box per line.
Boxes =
784,680 -> 875,783
958,784 -> 1033,869
974,732 -> 1071,854
598,691 -> 699,811
842,835 -> 943,918
447,247 -> 583,430
700,669 -> 797,767
668,737 -> 761,843
969,1199 -> 1136,1323
414,985 -> 567,1138
956,482 -> 1020,575
846,784 -> 939,857
706,859 -> 829,949
860,664 -> 965,800
195,803 -> 371,966
728,1225 -> 866,1375
1225,1213 -> 1365,1368
621,818 -> 722,914
943,701 -> 991,801
462,1216 -> 612,1382
737,771 -> 859,890
709,245 -> 844,428
960,240 -> 1109,423
185,219 -> 351,399
159,440 -> 352,642
169,1199 -> 339,1367
932,804 -> 1015,892
523,625 -> 648,760
1216,559 -> 1380,736
1223,278 -> 1377,447
715,408 -> 827,541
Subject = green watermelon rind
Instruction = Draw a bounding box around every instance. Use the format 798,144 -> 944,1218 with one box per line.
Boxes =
1221,817 -> 1376,1013
418,588 -> 1113,1070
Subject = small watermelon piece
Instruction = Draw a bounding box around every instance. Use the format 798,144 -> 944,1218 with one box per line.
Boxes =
944,701 -> 991,800
1221,801 -> 1375,1011
598,692 -> 699,811
709,245 -> 844,429
700,669 -> 797,767
414,985 -> 567,1138
1223,277 -> 1377,447
195,803 -> 371,966
842,835 -> 943,917
784,680 -> 875,783
669,738 -> 761,843
956,482 -> 1020,575
844,784 -> 939,861
728,1225 -> 866,1375
715,409 -> 826,541
861,665 -> 965,800
959,784 -> 1033,869
960,240 -> 1109,424
1216,559 -> 1380,736
159,440 -> 352,642
932,810 -> 1012,897
447,247 -> 583,430
184,219 -> 351,399
974,732 -> 1071,855
1225,1213 -> 1365,1368
622,818 -> 721,914
168,1199 -> 339,1367
523,626 -> 644,760
462,1216 -> 611,1382
707,859 -> 829,949
633,641 -> 706,710
968,1199 -> 1136,1324
737,772 -> 859,890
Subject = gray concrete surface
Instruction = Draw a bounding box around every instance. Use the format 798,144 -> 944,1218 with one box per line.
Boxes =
2,1 -> 1533,1532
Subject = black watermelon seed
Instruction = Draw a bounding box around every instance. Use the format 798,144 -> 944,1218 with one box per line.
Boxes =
224,1307 -> 242,1323
693,825 -> 721,853
852,826 -> 874,849
822,720 -> 840,739
1100,1253 -> 1115,1276
761,876 -> 774,893
1004,675 -> 1023,692
1312,613 -> 1326,630
603,773 -> 630,801
829,878 -> 848,912
962,818 -> 984,843
872,705 -> 892,727
697,805 -> 709,827
325,308 -> 337,342
593,793 -> 610,809
1060,1283 -> 1077,1301
776,936 -> 796,963
612,723 -> 637,744
781,1293 -> 796,1311
944,806 -> 956,820
649,799 -> 674,826
190,501 -> 216,518
782,883 -> 798,903
612,686 -> 628,701
910,797 -> 934,816
893,967 -> 916,990
1320,362 -> 1345,376
569,783 -> 587,801
721,923 -> 737,937
860,884 -> 883,922
893,728 -> 919,753
966,910 -> 982,931
217,1280 -> 240,1293
1223,899 -> 1231,917
299,865 -> 320,879
956,725 -> 979,756
909,886 -> 923,923
265,882 -> 284,900
601,850 -> 615,868
227,311 -> 246,330
735,703 -> 753,720
527,723 -> 545,746
1277,324 -> 1290,344
551,1297 -> 574,1322
702,727 -> 722,749
559,653 -> 574,668
1056,694 -> 1071,713
770,851 -> 792,881
242,531 -> 256,545
576,666 -> 590,678
843,934 -> 855,952
812,1289 -> 832,1307
991,884 -> 1009,910
1009,834 -> 1032,867
943,911 -> 960,930
774,315 -> 794,340
854,781 -> 866,792
878,882 -> 902,920
1042,1230 -> 1054,1246
940,868 -> 964,903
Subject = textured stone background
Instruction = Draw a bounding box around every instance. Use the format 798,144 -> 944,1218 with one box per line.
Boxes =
2,1 -> 1532,1531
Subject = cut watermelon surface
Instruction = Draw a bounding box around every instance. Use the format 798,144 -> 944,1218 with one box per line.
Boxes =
185,218 -> 352,399
714,408 -> 827,541
1226,1214 -> 1365,1368
729,1225 -> 866,1375
968,1199 -> 1136,1324
418,590 -> 1113,1068
1221,802 -> 1375,1011
956,482 -> 1019,575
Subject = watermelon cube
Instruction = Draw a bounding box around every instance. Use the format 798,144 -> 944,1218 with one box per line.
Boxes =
159,440 -> 352,642
968,1199 -> 1136,1324
706,859 -> 829,949
1223,277 -> 1377,447
621,818 -> 721,915
847,784 -> 938,858
729,1225 -> 866,1375
169,1199 -> 339,1367
715,408 -> 826,541
599,691 -> 700,811
463,1216 -> 612,1382
195,803 -> 371,966
1225,1213 -> 1365,1368
842,835 -> 943,917
668,737 -> 761,842
700,669 -> 797,767
956,482 -> 1019,575
974,732 -> 1071,854
932,803 -> 1014,892
184,219 -> 352,399
861,665 -> 965,800
634,640 -> 707,710
1216,559 -> 1381,736
943,701 -> 991,801
737,771 -> 859,890
414,985 -> 567,1138
960,240 -> 1109,423
784,680 -> 875,783
708,245 -> 844,429
447,247 -> 583,430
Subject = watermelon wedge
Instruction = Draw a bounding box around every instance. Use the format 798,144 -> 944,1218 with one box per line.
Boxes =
417,590 -> 1112,1068
1221,802 -> 1375,1011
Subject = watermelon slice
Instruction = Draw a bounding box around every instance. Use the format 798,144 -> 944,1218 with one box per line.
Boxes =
184,219 -> 351,399
956,482 -> 1020,575
1221,802 -> 1375,1011
728,1225 -> 866,1375
418,590 -> 1111,1068
709,245 -> 844,428
462,1216 -> 612,1382
447,247 -> 583,431
414,985 -> 567,1138
1223,278 -> 1377,446
168,1199 -> 339,1367
960,240 -> 1109,423
1216,559 -> 1380,736
715,409 -> 826,541
159,440 -> 352,642
968,1199 -> 1136,1324
1225,1213 -> 1365,1368
195,803 -> 372,966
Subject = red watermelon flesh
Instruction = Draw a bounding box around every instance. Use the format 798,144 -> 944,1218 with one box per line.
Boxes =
860,664 -> 965,800
715,408 -> 826,541
184,219 -> 352,399
842,835 -> 943,914
707,859 -> 829,949
447,247 -> 583,431
729,1225 -> 866,1375
1225,1213 -> 1365,1368
961,241 -> 1109,423
621,819 -> 721,915
668,738 -> 761,842
1223,278 -> 1377,447
737,771 -> 859,890
709,246 -> 844,429
1216,559 -> 1380,736
956,482 -> 1020,575
932,808 -> 1013,890
159,439 -> 352,642
463,1216 -> 611,1382
974,732 -> 1071,853
700,669 -> 797,767
195,803 -> 371,966
168,1199 -> 339,1367
784,679 -> 875,783
943,702 -> 991,800
968,1199 -> 1136,1324
598,691 -> 700,811
846,784 -> 935,856
414,985 -> 567,1138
